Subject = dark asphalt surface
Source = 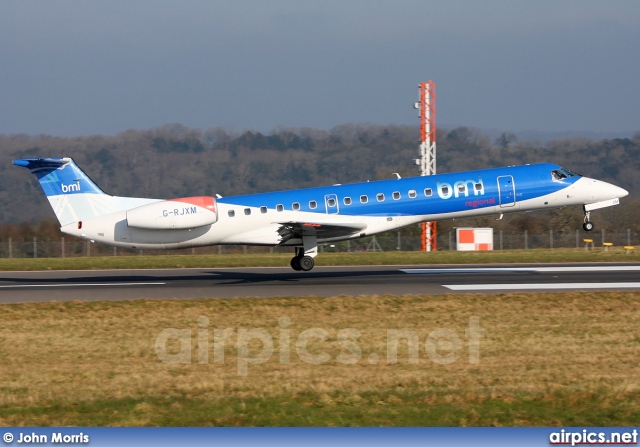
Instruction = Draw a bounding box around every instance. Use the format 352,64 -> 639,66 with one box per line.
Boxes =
1,263 -> 639,304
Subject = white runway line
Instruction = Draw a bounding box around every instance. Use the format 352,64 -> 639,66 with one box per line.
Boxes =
0,282 -> 166,288
444,283 -> 640,291
401,266 -> 640,274
403,265 -> 640,290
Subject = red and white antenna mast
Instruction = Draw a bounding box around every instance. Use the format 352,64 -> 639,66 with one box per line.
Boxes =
416,81 -> 437,252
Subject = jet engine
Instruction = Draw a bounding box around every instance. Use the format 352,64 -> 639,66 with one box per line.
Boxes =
126,196 -> 217,230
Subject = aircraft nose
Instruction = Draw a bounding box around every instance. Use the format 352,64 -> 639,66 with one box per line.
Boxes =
597,180 -> 628,199
579,177 -> 629,202
616,185 -> 629,198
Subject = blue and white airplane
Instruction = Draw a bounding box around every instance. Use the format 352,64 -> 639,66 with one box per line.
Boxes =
14,157 -> 628,271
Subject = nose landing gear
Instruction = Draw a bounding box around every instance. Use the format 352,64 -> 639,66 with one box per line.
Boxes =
583,210 -> 594,232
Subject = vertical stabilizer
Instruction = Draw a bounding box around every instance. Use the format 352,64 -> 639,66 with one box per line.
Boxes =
14,157 -> 157,226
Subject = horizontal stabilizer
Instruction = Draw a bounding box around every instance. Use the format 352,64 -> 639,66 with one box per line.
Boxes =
13,158 -> 70,170
13,157 -> 105,196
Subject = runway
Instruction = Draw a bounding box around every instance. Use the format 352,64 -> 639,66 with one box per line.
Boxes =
1,263 -> 639,304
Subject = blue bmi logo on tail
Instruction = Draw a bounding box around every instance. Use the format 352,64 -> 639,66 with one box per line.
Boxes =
14,157 -> 160,227
13,157 -> 110,226
13,158 -> 105,197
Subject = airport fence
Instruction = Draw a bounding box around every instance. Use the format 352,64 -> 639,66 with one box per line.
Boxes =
0,229 -> 637,258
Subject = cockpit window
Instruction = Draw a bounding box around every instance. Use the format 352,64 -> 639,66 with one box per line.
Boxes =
551,168 -> 578,182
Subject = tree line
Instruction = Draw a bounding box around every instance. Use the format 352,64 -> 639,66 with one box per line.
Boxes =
1,124 -> 638,243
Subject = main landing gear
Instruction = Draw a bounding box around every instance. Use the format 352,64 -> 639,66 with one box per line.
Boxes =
583,210 -> 594,232
290,236 -> 318,271
291,251 -> 315,271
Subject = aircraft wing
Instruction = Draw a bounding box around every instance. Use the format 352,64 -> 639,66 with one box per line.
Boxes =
277,221 -> 366,242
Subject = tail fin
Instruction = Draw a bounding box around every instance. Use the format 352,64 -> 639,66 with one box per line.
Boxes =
14,157 -> 154,226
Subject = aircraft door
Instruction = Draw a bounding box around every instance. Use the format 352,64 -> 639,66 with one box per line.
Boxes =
325,194 -> 339,214
497,175 -> 516,207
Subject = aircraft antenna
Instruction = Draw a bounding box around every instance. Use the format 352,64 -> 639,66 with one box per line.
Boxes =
415,81 -> 437,251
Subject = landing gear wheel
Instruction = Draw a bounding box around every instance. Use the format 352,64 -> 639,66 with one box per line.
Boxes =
298,256 -> 315,271
582,209 -> 594,232
290,256 -> 314,271
290,257 -> 302,271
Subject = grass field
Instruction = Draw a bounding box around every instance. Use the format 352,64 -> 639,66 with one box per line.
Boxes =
2,291 -> 639,426
0,247 -> 639,271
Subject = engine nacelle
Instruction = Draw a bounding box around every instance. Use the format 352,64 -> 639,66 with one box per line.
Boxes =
126,196 -> 217,230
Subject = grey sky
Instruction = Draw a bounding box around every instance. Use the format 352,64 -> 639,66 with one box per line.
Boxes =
1,1 -> 639,136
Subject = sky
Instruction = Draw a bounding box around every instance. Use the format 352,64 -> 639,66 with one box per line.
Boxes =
1,0 -> 639,136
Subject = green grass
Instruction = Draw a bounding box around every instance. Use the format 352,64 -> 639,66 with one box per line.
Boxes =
4,391 -> 638,426
0,248 -> 638,271
2,292 -> 640,426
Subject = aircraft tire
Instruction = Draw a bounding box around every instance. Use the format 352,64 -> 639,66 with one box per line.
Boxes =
299,256 -> 315,271
290,257 -> 302,271
583,222 -> 594,232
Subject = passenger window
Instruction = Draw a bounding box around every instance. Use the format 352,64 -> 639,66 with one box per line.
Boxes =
244,208 -> 251,215
360,195 -> 368,204
228,210 -> 235,217
441,186 -> 449,195
344,197 -> 352,205
260,206 -> 267,214
377,193 -> 385,202
276,204 -> 284,212
327,198 -> 336,207
292,202 -> 300,211
424,188 -> 433,197
309,200 -> 317,209
458,185 -> 466,193
475,183 -> 482,191
393,191 -> 401,200
408,190 -> 417,198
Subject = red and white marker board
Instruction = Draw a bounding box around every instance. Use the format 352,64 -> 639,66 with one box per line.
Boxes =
455,227 -> 494,251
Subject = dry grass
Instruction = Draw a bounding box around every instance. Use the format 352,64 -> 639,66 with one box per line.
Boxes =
1,292 -> 640,425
